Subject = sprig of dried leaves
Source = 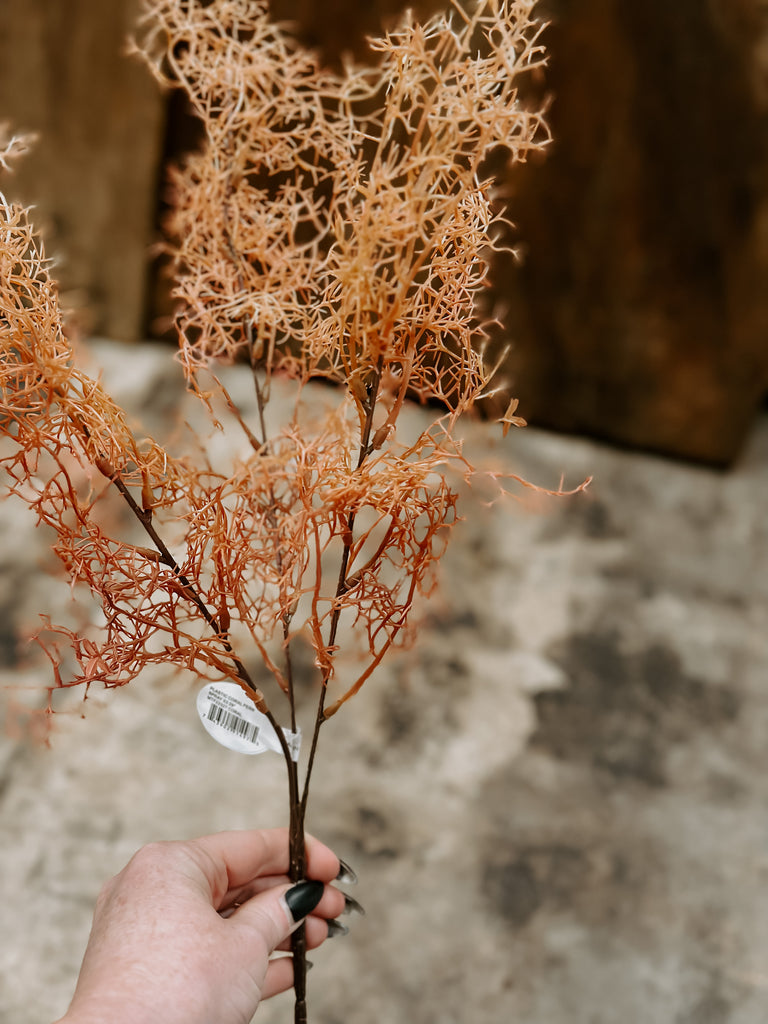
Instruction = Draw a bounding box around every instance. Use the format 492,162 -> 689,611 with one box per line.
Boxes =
2,0 -> 556,727
1,3 -> 589,1015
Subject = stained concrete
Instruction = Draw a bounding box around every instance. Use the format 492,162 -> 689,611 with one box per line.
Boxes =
1,340 -> 767,1023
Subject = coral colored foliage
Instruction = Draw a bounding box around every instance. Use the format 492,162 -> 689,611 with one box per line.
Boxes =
1,0 -> 550,721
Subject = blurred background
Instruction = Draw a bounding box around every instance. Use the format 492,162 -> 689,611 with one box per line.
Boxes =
2,2 -> 768,1023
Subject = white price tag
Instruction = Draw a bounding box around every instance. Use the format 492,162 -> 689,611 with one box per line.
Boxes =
196,683 -> 301,760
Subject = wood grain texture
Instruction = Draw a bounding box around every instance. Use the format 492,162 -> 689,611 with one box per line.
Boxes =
0,0 -> 165,339
492,0 -> 768,464
3,0 -> 768,460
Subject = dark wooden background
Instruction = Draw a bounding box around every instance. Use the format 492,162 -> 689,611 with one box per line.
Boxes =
2,0 -> 767,464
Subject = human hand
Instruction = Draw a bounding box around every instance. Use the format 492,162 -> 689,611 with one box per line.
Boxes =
54,829 -> 350,1024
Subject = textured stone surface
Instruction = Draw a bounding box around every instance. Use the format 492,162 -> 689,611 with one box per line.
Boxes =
1,341 -> 767,1023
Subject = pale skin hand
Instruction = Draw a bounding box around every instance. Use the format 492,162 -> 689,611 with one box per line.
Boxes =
54,829 -> 346,1024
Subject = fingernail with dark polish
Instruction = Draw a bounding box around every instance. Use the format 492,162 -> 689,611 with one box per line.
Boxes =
335,858 -> 358,885
285,880 -> 325,922
342,893 -> 365,916
326,918 -> 350,938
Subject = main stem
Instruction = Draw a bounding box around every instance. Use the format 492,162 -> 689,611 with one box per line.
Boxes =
285,356 -> 384,1023
287,756 -> 308,1024
244,362 -> 310,1021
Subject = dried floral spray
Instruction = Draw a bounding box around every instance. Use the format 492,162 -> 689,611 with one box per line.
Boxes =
0,2 -> 585,1019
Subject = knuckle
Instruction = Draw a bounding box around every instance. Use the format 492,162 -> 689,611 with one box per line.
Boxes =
128,840 -> 171,868
121,840 -> 180,884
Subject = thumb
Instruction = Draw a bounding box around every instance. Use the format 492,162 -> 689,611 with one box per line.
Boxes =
234,879 -> 325,953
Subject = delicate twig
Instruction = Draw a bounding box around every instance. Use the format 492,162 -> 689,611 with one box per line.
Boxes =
300,355 -> 384,815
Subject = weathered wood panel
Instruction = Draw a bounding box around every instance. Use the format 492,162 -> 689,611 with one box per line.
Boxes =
0,0 -> 165,340
493,0 -> 768,464
261,0 -> 768,463
3,0 -> 768,461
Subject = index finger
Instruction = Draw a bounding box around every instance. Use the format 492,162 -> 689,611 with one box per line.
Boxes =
188,828 -> 341,892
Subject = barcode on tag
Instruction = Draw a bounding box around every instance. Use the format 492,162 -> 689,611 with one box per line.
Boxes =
196,682 -> 301,759
206,704 -> 260,744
